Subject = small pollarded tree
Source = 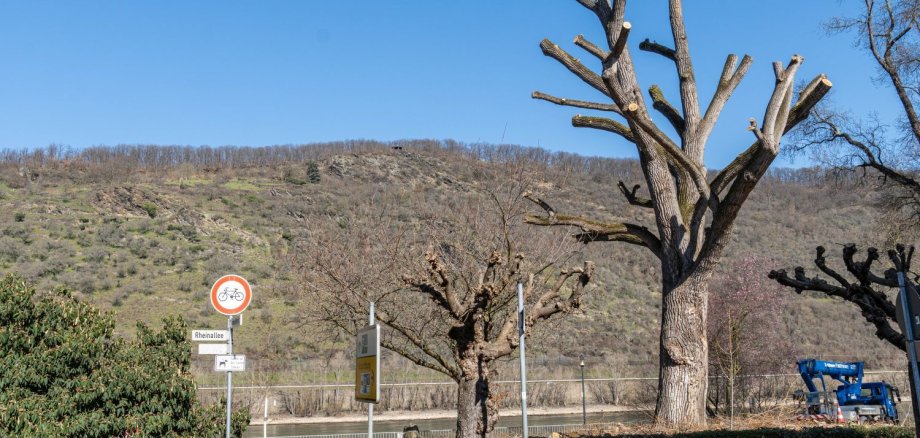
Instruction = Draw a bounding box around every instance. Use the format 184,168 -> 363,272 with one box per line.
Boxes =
299,186 -> 593,438
527,0 -> 831,425
769,244 -> 914,352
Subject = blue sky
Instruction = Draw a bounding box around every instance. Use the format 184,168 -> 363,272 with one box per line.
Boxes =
0,1 -> 901,168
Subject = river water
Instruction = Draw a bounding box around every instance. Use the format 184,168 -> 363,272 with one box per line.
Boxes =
243,411 -> 650,437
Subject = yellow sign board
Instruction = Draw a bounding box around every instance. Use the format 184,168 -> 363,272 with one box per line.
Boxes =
355,324 -> 380,403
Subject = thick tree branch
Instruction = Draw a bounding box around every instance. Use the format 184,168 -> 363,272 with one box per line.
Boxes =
710,75 -> 833,196
668,0 -> 702,151
648,85 -> 686,134
762,55 -> 804,144
540,38 -> 611,98
610,22 -> 632,60
532,91 -> 623,114
617,181 -> 654,208
698,54 -> 753,145
639,38 -> 676,61
572,114 -> 635,142
624,102 -> 710,198
699,65 -> 830,269
574,34 -> 609,61
485,262 -> 594,359
523,193 -> 662,257
576,0 -> 611,22
531,261 -> 595,320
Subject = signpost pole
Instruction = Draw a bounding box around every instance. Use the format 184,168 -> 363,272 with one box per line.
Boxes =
896,271 -> 920,434
580,357 -> 586,425
225,315 -> 233,438
517,282 -> 528,438
368,301 -> 374,438
224,316 -> 233,438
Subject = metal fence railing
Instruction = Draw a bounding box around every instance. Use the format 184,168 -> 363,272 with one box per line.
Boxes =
270,422 -> 621,438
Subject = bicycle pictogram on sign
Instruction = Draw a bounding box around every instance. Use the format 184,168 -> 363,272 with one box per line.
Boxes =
210,275 -> 252,316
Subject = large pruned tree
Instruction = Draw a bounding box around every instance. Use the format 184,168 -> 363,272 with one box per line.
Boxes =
527,0 -> 831,425
299,186 -> 594,438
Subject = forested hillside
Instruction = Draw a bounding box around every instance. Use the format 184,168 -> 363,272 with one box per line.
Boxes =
0,141 -> 903,385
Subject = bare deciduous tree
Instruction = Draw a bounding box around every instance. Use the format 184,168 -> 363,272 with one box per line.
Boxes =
792,0 -> 920,241
707,255 -> 795,419
299,188 -> 593,438
528,0 -> 831,425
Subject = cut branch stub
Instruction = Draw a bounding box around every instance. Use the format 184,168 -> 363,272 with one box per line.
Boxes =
639,38 -> 676,61
617,181 -> 653,208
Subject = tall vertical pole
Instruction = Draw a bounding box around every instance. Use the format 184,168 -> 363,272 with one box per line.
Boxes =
225,315 -> 233,438
517,282 -> 528,438
263,397 -> 268,438
580,358 -> 586,425
368,302 -> 374,438
896,272 -> 920,434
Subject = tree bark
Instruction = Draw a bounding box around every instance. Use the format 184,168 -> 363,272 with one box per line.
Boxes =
455,357 -> 496,438
656,271 -> 710,425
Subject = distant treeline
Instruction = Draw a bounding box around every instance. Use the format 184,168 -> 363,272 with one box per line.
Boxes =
0,140 -> 834,186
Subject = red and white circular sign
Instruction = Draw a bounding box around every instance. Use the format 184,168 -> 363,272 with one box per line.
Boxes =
210,275 -> 252,316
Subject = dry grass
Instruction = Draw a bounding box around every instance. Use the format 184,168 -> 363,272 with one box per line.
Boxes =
569,409 -> 905,437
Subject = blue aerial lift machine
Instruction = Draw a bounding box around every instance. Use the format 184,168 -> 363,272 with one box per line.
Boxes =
797,359 -> 900,422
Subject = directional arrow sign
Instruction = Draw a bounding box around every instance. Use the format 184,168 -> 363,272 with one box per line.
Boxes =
214,355 -> 246,372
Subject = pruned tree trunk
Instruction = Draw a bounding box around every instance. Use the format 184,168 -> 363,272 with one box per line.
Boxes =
456,357 -> 496,438
656,271 -> 709,424
531,0 -> 831,426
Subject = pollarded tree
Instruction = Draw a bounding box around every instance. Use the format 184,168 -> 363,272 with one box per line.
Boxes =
527,0 -> 831,425
300,186 -> 593,438
769,244 -> 913,352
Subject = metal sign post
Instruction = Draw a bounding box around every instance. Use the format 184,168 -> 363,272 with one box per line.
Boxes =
895,271 -> 920,435
354,302 -> 379,437
225,315 -> 233,438
367,301 -> 368,438
517,282 -> 528,438
580,357 -> 586,425
203,274 -> 252,438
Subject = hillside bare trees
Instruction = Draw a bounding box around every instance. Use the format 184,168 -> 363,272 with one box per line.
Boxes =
528,0 -> 831,425
299,186 -> 593,438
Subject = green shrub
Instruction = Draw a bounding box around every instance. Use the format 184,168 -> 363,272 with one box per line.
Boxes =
13,212 -> 24,222
141,202 -> 157,218
0,275 -> 250,437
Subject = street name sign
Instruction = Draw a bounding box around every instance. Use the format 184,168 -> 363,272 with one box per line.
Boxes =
192,330 -> 230,342
214,355 -> 246,372
355,324 -> 380,403
199,343 -> 229,355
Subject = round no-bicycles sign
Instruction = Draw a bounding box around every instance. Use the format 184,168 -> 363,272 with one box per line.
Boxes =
211,275 -> 252,316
